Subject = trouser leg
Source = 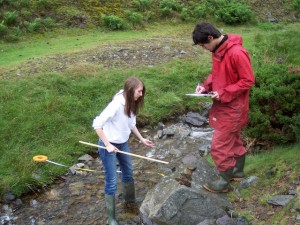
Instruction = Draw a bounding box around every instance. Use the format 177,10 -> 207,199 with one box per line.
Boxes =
115,142 -> 135,203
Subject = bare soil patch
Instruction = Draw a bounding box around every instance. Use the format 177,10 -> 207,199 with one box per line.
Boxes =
1,37 -> 203,78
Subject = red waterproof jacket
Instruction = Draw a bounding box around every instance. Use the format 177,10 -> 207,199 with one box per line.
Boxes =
201,34 -> 255,132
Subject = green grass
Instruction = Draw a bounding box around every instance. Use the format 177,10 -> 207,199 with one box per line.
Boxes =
246,144 -> 300,184
0,23 -> 195,67
0,21 -> 300,199
229,144 -> 300,224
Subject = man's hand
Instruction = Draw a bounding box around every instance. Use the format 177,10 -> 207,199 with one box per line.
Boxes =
211,91 -> 220,101
195,85 -> 205,94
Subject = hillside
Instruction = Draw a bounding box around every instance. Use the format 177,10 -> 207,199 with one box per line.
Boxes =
0,0 -> 299,42
247,0 -> 297,21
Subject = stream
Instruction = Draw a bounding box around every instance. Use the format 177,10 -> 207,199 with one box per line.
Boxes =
1,121 -> 213,225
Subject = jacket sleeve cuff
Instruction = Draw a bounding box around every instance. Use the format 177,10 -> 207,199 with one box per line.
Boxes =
218,89 -> 225,102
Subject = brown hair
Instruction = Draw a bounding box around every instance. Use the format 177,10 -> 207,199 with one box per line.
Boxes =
123,77 -> 145,117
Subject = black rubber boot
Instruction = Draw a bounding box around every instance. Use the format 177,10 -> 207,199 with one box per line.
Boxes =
121,182 -> 136,203
105,195 -> 119,225
203,169 -> 233,193
231,154 -> 246,181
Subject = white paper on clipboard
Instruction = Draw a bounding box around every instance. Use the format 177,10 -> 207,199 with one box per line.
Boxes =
185,93 -> 213,97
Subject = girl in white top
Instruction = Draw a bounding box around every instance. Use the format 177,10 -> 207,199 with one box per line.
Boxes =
92,76 -> 154,225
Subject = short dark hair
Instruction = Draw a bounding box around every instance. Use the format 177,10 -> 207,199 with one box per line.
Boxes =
192,22 -> 222,45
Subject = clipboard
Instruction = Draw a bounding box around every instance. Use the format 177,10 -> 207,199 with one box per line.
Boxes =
185,93 -> 213,97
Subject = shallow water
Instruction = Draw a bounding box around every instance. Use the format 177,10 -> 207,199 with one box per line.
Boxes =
2,124 -> 209,225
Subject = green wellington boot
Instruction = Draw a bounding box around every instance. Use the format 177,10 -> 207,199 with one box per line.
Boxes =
121,182 -> 136,203
203,169 -> 233,193
105,195 -> 119,225
231,154 -> 246,181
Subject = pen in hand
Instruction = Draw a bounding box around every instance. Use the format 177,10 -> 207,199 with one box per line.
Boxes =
196,83 -> 204,94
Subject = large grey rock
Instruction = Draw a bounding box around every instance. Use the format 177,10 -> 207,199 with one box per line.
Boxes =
182,112 -> 207,127
140,158 -> 232,225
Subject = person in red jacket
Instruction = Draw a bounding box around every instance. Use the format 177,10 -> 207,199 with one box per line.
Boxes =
192,22 -> 255,193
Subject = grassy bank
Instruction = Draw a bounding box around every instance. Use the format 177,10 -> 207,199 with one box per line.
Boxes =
207,144 -> 300,225
0,22 -> 299,200
235,144 -> 300,224
205,144 -> 300,224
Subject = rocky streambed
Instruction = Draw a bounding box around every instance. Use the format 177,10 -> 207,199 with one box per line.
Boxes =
1,112 -> 299,225
0,112 -> 215,225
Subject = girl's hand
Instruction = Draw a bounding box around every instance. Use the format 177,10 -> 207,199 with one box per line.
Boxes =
141,138 -> 155,148
106,144 -> 118,153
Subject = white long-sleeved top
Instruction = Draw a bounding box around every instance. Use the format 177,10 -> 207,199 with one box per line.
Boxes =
92,90 -> 136,143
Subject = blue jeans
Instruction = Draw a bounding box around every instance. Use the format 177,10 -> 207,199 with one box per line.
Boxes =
98,139 -> 134,196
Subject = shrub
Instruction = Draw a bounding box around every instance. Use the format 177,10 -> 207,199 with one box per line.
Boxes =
25,18 -> 43,33
19,0 -> 30,8
0,21 -> 8,37
34,0 -> 54,10
133,0 -> 153,12
180,8 -> 190,21
3,11 -> 19,26
159,0 -> 182,11
201,0 -> 225,15
159,0 -> 182,17
215,1 -> 253,24
56,6 -> 89,27
125,10 -> 143,27
193,5 -> 207,19
159,7 -> 173,17
5,0 -> 20,7
293,0 -> 300,16
171,18 -> 178,25
102,14 -> 125,30
5,26 -> 21,42
144,11 -> 155,22
43,17 -> 56,29
247,29 -> 300,144
248,65 -> 300,144
190,0 -> 255,24
20,9 -> 32,18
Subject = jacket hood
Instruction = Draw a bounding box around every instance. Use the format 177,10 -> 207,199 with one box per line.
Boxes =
215,34 -> 243,57
227,34 -> 243,48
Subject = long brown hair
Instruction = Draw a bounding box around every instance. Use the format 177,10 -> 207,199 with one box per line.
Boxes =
123,77 -> 145,117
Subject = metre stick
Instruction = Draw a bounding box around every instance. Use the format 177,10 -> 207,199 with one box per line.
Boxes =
79,141 -> 169,165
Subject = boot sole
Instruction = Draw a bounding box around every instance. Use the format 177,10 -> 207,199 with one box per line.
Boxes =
202,184 -> 230,193
216,175 -> 244,182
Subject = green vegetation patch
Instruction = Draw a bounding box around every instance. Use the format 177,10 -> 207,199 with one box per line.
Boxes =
246,25 -> 300,144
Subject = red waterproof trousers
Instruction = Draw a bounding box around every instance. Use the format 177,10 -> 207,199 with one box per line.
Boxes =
210,129 -> 246,171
